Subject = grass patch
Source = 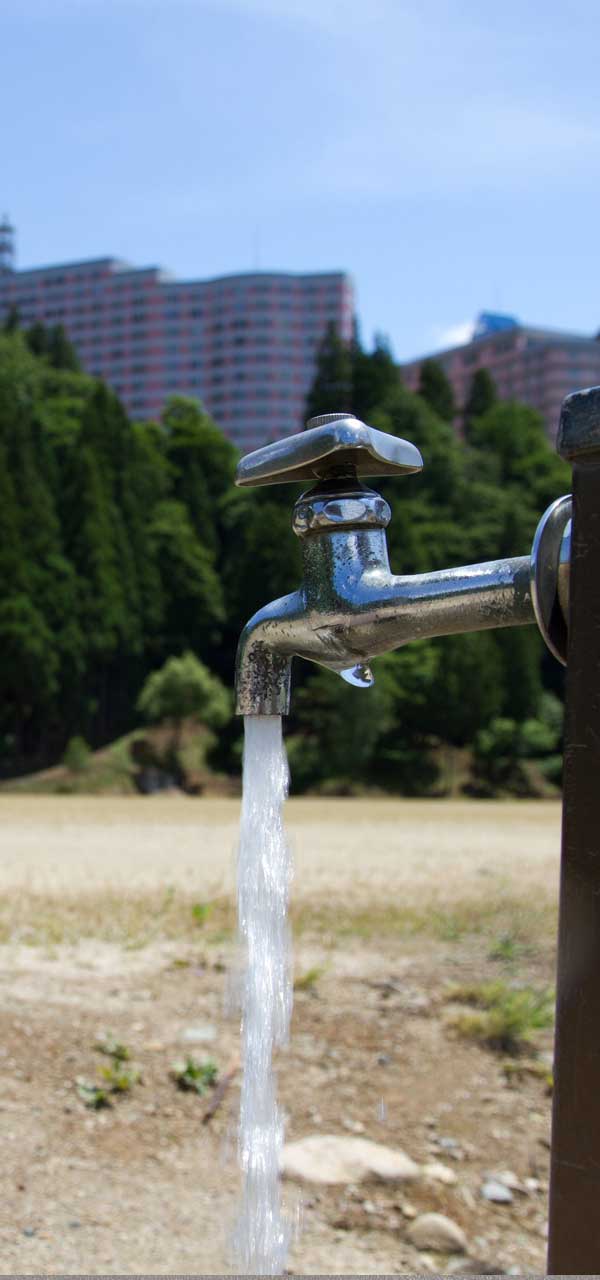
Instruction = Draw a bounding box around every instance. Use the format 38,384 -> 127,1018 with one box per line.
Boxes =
0,887 -> 236,947
446,980 -> 554,1054
488,930 -> 533,964
294,966 -> 325,992
503,1059 -> 553,1091
292,895 -> 556,951
0,888 -> 556,952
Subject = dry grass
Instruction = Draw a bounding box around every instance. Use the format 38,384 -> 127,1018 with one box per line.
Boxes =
0,885 -> 557,952
0,795 -> 561,950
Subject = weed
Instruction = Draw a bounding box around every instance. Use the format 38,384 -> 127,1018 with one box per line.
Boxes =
170,1056 -> 218,1095
76,1078 -> 111,1110
191,902 -> 213,927
94,1033 -> 130,1061
99,1062 -> 141,1092
294,966 -> 325,992
77,1033 -> 140,1108
447,980 -> 554,1054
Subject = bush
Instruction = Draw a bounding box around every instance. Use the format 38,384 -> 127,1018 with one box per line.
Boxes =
62,735 -> 91,773
447,980 -> 554,1054
137,652 -> 230,736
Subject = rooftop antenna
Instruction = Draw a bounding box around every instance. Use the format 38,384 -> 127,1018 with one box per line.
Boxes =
0,214 -> 15,275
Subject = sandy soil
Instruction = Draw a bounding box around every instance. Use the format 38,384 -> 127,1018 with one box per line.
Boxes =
0,797 -> 560,1274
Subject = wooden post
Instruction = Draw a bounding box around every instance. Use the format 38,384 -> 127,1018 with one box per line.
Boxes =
548,388 -> 600,1274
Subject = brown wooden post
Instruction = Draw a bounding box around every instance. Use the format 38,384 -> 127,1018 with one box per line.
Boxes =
548,388 -> 600,1275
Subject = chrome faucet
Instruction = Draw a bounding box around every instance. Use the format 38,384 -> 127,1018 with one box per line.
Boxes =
235,412 -> 572,716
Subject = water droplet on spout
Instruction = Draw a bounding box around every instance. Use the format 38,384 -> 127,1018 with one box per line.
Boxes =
340,663 -> 374,688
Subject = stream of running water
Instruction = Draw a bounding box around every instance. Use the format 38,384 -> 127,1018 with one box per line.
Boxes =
233,714 -> 293,1275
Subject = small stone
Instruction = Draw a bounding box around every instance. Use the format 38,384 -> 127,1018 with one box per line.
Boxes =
422,1161 -> 458,1186
342,1117 -> 365,1134
179,1024 -> 217,1044
524,1177 -> 540,1194
408,1212 -> 467,1254
482,1178 -> 514,1203
495,1169 -> 521,1191
23,1228 -> 36,1238
438,1135 -> 459,1150
68,1220 -> 81,1229
362,1199 -> 376,1214
401,1201 -> 418,1219
281,1134 -> 420,1186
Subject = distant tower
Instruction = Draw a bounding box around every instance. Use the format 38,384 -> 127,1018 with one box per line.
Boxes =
0,214 -> 15,274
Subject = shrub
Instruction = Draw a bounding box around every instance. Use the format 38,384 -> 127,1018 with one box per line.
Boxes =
447,980 -> 554,1054
62,735 -> 91,773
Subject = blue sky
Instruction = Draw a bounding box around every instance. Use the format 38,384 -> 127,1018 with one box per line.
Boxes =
2,0 -> 600,359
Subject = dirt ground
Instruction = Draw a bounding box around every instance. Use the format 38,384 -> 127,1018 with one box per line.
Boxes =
0,796 -> 560,1275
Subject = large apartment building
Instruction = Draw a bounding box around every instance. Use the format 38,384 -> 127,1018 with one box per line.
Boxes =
401,312 -> 600,438
0,220 -> 353,449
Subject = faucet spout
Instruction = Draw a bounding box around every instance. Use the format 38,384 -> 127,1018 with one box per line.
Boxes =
235,590 -> 305,716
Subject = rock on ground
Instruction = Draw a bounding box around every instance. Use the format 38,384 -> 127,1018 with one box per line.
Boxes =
281,1134 -> 420,1186
482,1177 -> 514,1203
408,1212 -> 468,1254
422,1160 -> 458,1186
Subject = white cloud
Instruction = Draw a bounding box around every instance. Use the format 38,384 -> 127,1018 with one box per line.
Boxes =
431,320 -> 475,350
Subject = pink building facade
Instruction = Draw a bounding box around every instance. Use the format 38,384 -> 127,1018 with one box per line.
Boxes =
401,314 -> 600,439
0,251 -> 354,449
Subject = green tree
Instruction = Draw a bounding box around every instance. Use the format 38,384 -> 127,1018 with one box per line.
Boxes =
137,651 -> 230,744
150,500 -> 225,659
3,304 -> 20,333
417,359 -> 456,422
305,322 -> 353,421
463,368 -> 497,436
163,395 -> 237,555
46,324 -> 81,372
26,321 -> 49,357
352,331 -> 402,419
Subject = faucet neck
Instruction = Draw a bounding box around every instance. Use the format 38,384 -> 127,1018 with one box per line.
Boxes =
292,481 -> 391,540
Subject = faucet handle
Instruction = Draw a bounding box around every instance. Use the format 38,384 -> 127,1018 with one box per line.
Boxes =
235,412 -> 423,487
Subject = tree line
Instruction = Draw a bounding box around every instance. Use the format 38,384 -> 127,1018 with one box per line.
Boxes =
0,316 -> 570,794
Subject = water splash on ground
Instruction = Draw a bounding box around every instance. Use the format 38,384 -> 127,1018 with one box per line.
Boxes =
233,715 -> 292,1275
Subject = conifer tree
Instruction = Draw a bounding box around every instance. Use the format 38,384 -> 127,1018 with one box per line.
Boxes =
26,321 -> 49,358
352,332 -> 402,419
47,324 -> 81,372
305,322 -> 353,421
417,358 -> 456,422
3,304 -> 20,333
463,367 -> 497,435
